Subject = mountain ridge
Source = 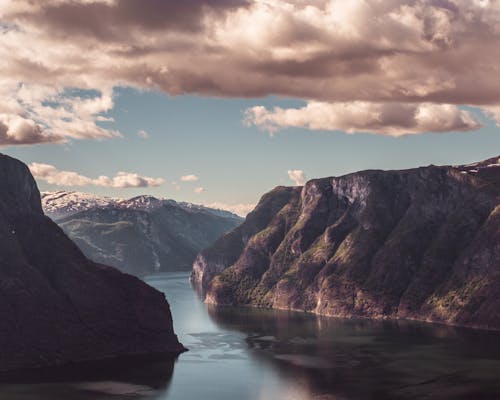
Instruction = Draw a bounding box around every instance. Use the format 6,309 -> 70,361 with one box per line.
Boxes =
192,156 -> 500,330
42,191 -> 242,221
43,191 -> 243,276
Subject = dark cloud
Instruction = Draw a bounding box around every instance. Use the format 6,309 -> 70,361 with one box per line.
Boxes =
13,0 -> 249,41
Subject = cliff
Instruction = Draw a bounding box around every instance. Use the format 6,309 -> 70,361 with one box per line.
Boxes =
0,154 -> 185,372
192,156 -> 500,330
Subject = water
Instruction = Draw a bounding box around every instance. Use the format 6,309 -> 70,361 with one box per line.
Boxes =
1,271 -> 499,399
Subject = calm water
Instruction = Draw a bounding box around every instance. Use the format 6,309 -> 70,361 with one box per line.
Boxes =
1,272 -> 499,400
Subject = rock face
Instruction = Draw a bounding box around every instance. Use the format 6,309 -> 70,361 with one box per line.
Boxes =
192,157 -> 500,330
0,154 -> 185,372
42,192 -> 242,276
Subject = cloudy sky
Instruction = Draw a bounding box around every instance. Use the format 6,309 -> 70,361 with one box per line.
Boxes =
1,0 -> 499,215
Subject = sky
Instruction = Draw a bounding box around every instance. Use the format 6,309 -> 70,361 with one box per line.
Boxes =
1,0 -> 499,216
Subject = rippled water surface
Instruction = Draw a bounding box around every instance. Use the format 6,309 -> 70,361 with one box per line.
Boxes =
1,272 -> 499,400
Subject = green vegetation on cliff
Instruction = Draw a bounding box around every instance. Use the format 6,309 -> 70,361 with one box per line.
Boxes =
193,157 -> 500,330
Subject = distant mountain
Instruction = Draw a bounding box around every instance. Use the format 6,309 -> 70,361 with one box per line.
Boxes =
42,191 -> 242,221
42,191 -> 243,276
192,156 -> 500,330
0,154 -> 184,372
41,191 -> 121,220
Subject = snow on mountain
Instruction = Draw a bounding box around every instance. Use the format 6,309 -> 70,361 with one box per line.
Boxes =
41,191 -> 243,221
41,191 -> 120,219
455,156 -> 500,173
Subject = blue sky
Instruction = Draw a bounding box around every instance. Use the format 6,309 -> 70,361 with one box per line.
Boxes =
5,87 -> 499,210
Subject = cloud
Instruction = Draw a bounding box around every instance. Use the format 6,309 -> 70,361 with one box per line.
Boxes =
1,0 -> 500,141
205,202 -> 255,217
180,174 -> 199,182
245,102 -> 481,136
194,186 -> 205,194
29,162 -> 165,188
0,84 -> 120,146
288,170 -> 307,186
93,172 -> 165,188
30,163 -> 93,187
9,0 -> 248,40
0,115 -> 64,145
483,106 -> 500,126
137,129 -> 149,138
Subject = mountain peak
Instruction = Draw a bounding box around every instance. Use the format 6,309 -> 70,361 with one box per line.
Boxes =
0,153 -> 43,217
41,190 -> 243,221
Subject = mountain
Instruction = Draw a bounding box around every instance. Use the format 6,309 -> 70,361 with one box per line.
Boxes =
42,192 -> 242,276
192,156 -> 500,330
41,191 -> 122,220
42,191 -> 242,222
0,153 -> 185,372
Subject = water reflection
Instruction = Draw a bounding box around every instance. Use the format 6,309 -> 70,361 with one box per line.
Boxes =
0,350 -> 176,399
207,305 -> 500,400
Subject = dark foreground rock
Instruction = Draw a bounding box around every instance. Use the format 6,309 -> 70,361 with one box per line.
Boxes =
0,154 -> 185,372
192,156 -> 500,330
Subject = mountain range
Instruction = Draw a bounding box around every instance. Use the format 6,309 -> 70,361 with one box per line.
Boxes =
192,156 -> 500,330
42,191 -> 242,276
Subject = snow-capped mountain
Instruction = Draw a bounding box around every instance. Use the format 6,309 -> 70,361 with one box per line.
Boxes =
41,191 -> 243,276
42,191 -> 242,221
41,191 -> 120,219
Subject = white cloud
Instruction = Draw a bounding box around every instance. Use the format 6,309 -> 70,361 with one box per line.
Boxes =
205,202 -> 256,217
194,186 -> 205,194
483,106 -> 500,126
0,83 -> 120,146
29,163 -> 92,186
29,162 -> 165,188
245,102 -> 481,136
288,169 -> 307,186
137,129 -> 149,138
181,174 -> 199,182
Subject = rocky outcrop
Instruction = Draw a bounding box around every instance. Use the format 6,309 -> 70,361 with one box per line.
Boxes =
42,192 -> 242,276
0,153 -> 185,372
192,156 -> 500,330
191,186 -> 301,295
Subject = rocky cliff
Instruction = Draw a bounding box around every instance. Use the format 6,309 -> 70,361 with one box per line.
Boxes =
42,192 -> 242,276
0,153 -> 185,372
192,156 -> 500,330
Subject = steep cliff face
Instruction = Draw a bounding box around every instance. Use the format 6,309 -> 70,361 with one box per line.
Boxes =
42,192 -> 242,276
191,186 -> 301,295
192,158 -> 500,330
0,154 -> 185,372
